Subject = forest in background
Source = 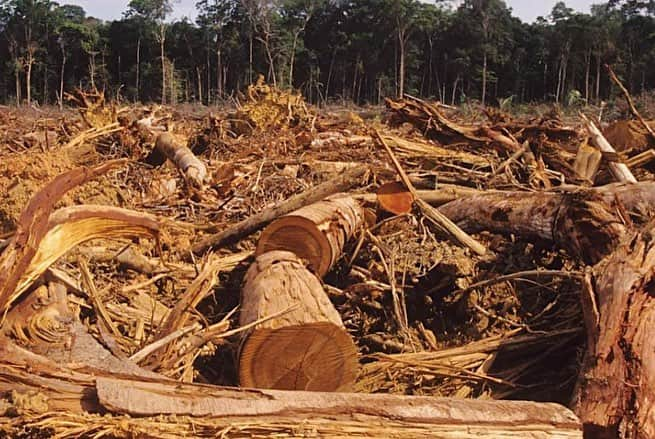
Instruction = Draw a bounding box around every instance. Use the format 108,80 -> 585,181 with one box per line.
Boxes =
0,0 -> 654,107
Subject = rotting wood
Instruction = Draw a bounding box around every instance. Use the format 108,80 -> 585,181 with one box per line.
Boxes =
239,251 -> 358,392
256,195 -> 366,277
192,165 -> 368,254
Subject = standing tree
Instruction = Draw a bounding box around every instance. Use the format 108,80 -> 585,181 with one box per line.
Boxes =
126,0 -> 173,104
0,0 -> 54,105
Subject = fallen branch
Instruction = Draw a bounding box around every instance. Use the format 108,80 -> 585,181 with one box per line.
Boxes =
580,113 -> 637,183
192,165 -> 368,254
154,132 -> 207,188
374,129 -> 487,256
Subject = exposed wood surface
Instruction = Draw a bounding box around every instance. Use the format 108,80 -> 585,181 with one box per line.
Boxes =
374,129 -> 487,255
192,165 -> 368,254
581,113 -> 637,183
256,195 -> 365,277
239,251 -> 358,391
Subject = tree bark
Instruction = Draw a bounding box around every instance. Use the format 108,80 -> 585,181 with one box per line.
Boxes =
154,132 -> 207,188
239,251 -> 358,392
256,195 -> 365,277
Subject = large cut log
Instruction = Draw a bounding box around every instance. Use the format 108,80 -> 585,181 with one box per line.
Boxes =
192,165 -> 368,254
239,251 -> 358,392
438,190 -> 627,264
256,195 -> 365,277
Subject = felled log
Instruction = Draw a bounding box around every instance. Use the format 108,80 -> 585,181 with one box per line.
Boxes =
438,190 -> 625,264
193,165 -> 368,254
256,195 -> 365,277
239,251 -> 358,392
154,132 -> 207,188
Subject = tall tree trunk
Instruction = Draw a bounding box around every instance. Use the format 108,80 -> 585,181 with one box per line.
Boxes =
196,66 -> 202,104
136,37 -> 141,102
595,53 -> 601,103
585,49 -> 591,104
398,29 -> 406,99
216,46 -> 222,99
289,32 -> 300,89
59,50 -> 66,110
325,48 -> 336,102
15,65 -> 21,106
481,51 -> 487,106
160,24 -> 166,105
248,29 -> 253,85
26,51 -> 34,106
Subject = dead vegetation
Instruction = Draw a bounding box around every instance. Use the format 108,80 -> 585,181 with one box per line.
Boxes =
1,81 -> 655,438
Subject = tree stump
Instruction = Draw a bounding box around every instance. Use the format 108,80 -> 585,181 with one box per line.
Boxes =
256,195 -> 365,277
239,251 -> 358,392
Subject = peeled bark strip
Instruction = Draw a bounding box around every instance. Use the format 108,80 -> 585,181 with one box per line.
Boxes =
239,251 -> 358,392
193,165 -> 368,254
155,132 -> 207,188
256,195 -> 365,277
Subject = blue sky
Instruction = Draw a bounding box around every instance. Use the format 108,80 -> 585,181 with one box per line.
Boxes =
64,0 -> 597,23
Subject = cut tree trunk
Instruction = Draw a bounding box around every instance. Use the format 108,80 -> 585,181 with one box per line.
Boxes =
256,195 -> 366,277
239,251 -> 358,392
193,165 -> 368,254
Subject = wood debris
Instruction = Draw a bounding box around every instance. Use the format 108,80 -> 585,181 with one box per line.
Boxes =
4,82 -> 655,437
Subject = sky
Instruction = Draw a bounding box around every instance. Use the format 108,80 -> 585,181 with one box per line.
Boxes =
64,0 -> 597,24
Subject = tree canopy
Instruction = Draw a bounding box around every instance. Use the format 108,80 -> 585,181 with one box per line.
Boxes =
0,0 -> 654,106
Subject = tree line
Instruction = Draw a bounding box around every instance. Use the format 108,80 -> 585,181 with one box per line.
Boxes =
0,0 -> 654,107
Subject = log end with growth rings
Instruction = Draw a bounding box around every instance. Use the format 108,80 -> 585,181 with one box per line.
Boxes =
239,251 -> 359,392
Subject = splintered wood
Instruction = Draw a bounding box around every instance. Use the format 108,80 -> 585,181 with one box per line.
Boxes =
10,83 -> 655,438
